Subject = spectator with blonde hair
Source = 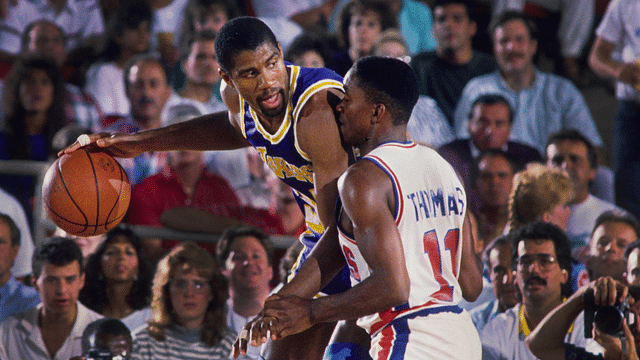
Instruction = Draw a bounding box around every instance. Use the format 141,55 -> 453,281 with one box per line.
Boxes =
131,242 -> 235,360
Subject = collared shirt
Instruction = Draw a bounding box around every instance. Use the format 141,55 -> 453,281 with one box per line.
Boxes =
64,83 -> 104,132
0,0 -> 104,54
453,69 -> 602,153
0,276 -> 40,323
468,299 -> 503,332
567,194 -> 623,252
0,302 -> 103,360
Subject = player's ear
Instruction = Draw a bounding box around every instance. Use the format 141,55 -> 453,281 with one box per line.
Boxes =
219,69 -> 234,90
372,104 -> 385,122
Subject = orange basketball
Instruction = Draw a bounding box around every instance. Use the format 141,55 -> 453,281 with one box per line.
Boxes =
42,149 -> 131,236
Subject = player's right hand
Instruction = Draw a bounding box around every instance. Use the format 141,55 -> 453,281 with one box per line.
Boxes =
58,132 -> 143,159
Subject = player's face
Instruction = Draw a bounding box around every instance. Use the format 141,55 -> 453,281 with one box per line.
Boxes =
468,103 -> 512,151
222,42 -> 289,120
488,242 -> 519,309
476,155 -> 514,208
591,221 -> 637,264
433,4 -> 476,53
348,10 -> 382,55
546,140 -> 595,200
224,236 -> 273,292
35,261 -> 85,316
100,237 -> 139,283
0,221 -> 19,286
26,22 -> 66,66
116,21 -> 151,55
169,268 -> 213,329
184,40 -> 220,86
336,74 -> 373,147
493,19 -> 537,75
515,239 -> 567,303
19,68 -> 54,114
627,249 -> 640,286
126,60 -> 172,124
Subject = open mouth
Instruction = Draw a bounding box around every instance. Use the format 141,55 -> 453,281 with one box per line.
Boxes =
260,92 -> 281,109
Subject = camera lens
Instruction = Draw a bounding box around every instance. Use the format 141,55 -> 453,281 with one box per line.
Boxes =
594,306 -> 624,335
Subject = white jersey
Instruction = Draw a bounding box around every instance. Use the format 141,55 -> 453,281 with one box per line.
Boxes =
337,141 -> 467,335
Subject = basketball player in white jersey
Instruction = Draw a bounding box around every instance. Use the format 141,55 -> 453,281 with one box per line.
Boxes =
234,56 -> 483,359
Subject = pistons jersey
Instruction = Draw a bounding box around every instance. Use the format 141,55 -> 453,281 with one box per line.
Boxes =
337,141 -> 468,335
238,64 -> 343,249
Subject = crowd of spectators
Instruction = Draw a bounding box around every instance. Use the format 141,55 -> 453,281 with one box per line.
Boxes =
2,0 -> 640,359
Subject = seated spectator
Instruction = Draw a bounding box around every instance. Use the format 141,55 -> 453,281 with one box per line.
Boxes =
76,318 -> 133,360
54,226 -> 106,264
102,54 -> 172,185
85,1 -> 153,117
480,221 -> 603,359
251,0 -> 339,31
131,242 -> 236,359
0,237 -> 103,360
369,28 -> 454,148
468,235 -> 519,331
285,31 -> 331,68
79,226 -> 154,332
546,129 -> 622,257
0,213 -> 40,323
0,187 -> 35,281
526,277 -> 633,360
148,0 -> 190,68
454,11 -> 602,155
274,181 -> 306,237
439,93 -> 542,203
585,210 -> 640,282
330,0 -> 396,76
410,0 -> 496,123
0,0 -> 105,60
216,225 -> 274,360
625,240 -> 640,286
473,150 -> 515,249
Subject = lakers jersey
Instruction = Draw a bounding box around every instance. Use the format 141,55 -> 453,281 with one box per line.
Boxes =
337,142 -> 468,335
239,64 -> 343,249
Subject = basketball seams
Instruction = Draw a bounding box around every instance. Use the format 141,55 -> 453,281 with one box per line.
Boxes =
84,150 -> 101,236
56,154 -> 90,233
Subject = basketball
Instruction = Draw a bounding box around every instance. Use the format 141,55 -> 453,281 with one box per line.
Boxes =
42,149 -> 131,237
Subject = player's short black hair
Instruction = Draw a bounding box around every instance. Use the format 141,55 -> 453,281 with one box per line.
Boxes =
32,236 -> 84,279
510,221 -> 572,297
349,56 -> 419,125
546,128 -> 598,170
0,213 -> 21,247
490,10 -> 538,42
216,225 -> 274,266
468,93 -> 513,124
214,16 -> 279,74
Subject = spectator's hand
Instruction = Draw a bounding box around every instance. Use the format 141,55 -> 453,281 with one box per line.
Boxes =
617,62 -> 640,88
58,132 -> 145,159
591,276 -> 628,307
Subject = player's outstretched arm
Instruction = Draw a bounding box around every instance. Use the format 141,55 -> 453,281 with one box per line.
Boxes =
59,110 -> 251,158
458,211 -> 484,302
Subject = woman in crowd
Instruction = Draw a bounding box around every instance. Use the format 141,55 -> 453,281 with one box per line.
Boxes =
79,225 -> 154,332
84,0 -> 153,117
131,241 -> 235,359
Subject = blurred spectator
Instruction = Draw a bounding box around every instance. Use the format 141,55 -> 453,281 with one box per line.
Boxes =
216,225 -> 274,359
274,181 -> 305,237
251,0 -> 339,31
546,129 -> 622,257
330,0 -> 397,76
84,1 -> 153,117
410,0 -> 496,123
285,32 -> 331,68
453,11 -> 602,155
131,242 -> 236,359
490,0 -> 594,83
0,187 -> 35,280
439,93 -> 542,207
0,213 -> 40,323
589,0 -> 640,222
79,226 -> 154,332
370,28 -> 454,148
147,0 -> 189,68
54,226 -> 105,263
0,237 -> 103,360
278,240 -> 304,285
468,235 -> 519,331
473,150 -> 515,250
103,54 -> 172,185
585,210 -> 640,282
0,0 -> 105,60
76,318 -> 133,360
626,240 -> 640,286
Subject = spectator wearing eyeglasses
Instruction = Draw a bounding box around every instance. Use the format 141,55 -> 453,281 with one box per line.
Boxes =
130,241 -> 236,360
480,221 -> 603,360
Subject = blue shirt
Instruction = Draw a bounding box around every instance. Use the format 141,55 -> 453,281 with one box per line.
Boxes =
0,276 -> 40,324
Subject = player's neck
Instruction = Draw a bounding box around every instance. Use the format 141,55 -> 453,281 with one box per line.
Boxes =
361,126 -> 408,156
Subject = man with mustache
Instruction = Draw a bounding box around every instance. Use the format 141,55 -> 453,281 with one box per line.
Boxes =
452,11 -> 602,157
480,221 -> 603,359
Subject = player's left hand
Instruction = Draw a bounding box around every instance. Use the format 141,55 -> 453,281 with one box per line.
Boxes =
261,294 -> 314,339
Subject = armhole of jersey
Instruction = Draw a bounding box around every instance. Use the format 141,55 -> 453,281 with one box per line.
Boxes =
361,156 -> 403,225
237,97 -> 247,138
292,81 -> 344,162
